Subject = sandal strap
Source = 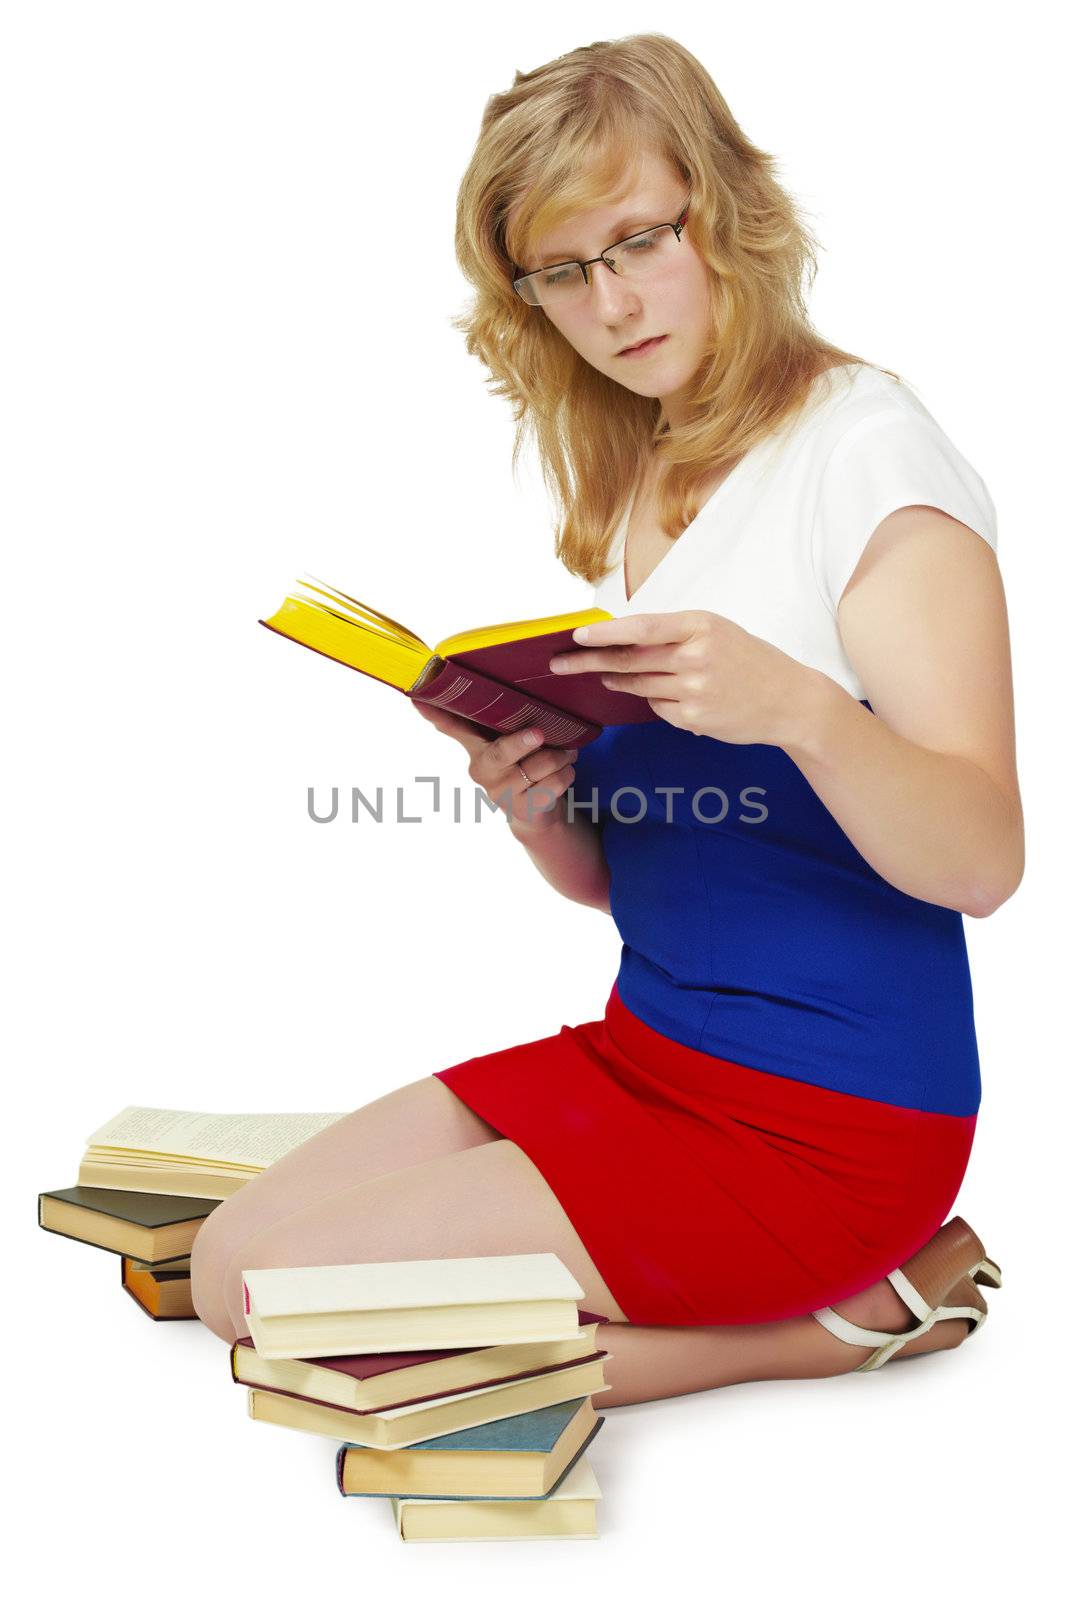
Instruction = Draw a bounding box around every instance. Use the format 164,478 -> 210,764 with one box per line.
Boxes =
811,1289 -> 987,1372
886,1266 -> 933,1322
809,1265 -> 933,1353
811,1302 -> 938,1357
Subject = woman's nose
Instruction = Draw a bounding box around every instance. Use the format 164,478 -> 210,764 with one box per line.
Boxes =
585,259 -> 641,317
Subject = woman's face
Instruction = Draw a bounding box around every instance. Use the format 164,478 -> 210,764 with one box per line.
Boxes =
526,150 -> 712,427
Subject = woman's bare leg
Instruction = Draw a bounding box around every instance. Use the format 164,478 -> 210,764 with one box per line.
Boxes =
190,1077 -> 503,1340
592,1276 -> 972,1404
202,1133 -> 973,1402
214,1137 -> 630,1342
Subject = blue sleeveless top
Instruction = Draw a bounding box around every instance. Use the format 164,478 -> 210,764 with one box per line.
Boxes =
569,364 -> 998,1116
571,714 -> 980,1114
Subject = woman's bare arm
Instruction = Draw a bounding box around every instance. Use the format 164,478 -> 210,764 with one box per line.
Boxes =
412,701 -> 612,912
781,505 -> 1024,917
508,808 -> 612,913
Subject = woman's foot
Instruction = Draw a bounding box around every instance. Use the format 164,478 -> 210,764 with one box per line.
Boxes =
821,1273 -> 973,1369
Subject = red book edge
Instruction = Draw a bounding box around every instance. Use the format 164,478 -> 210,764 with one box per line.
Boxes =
230,1346 -> 607,1417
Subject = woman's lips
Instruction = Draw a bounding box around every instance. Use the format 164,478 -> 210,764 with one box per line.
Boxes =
618,334 -> 668,358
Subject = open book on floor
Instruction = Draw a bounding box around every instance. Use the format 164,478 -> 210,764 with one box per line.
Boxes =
259,577 -> 658,747
77,1107 -> 347,1198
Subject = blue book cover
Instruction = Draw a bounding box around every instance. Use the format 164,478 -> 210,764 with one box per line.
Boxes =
336,1399 -> 605,1501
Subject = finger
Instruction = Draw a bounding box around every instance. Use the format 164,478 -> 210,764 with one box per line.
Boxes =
482,726 -> 548,770
503,761 -> 577,809
480,740 -> 576,792
599,671 -> 682,698
509,746 -> 579,785
564,611 -> 701,649
549,642 -> 680,675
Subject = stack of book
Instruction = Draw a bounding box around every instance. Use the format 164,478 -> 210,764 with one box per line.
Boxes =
39,1110 -> 615,1538
38,1105 -> 347,1318
236,1252 -> 610,1540
38,1184 -> 212,1318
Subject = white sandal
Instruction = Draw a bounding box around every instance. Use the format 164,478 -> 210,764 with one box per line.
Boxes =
811,1215 -> 1002,1372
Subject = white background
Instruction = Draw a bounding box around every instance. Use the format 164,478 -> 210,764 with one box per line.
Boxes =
7,1 -> 1062,1592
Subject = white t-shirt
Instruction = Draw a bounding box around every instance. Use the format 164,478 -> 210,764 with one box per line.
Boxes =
591,361 -> 998,700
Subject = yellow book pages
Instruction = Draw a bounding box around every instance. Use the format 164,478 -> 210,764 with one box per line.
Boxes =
260,577 -> 613,690
260,596 -> 431,690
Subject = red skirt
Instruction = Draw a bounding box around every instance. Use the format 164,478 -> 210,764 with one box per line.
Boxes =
433,981 -> 977,1326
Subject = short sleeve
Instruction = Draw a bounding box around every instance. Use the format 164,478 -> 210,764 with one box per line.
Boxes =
811,410 -> 998,615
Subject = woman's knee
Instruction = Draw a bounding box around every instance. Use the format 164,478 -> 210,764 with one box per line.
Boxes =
190,1193 -> 257,1339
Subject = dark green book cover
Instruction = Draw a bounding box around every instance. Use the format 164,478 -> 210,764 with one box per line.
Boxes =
38,1185 -> 221,1261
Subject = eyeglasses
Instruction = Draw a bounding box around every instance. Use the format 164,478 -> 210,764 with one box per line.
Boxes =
511,196 -> 692,309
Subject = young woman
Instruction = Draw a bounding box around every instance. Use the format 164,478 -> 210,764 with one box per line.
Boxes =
191,35 -> 1019,1404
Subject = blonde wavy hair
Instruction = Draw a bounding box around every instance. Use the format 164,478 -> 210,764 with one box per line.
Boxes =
451,32 -> 899,586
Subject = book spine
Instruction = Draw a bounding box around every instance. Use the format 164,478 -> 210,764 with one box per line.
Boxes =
119,1257 -> 161,1322
336,1446 -> 347,1497
409,657 -> 601,748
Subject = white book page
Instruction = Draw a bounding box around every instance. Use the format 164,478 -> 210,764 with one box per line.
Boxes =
85,1106 -> 347,1167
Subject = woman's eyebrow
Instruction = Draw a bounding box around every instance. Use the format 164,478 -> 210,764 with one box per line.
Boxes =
537,206 -> 665,262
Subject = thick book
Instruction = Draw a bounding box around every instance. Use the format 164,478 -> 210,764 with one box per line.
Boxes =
392,1453 -> 602,1542
76,1106 -> 346,1198
230,1308 -> 607,1412
259,577 -> 657,748
246,1357 -> 611,1450
241,1252 -> 586,1360
38,1186 -> 221,1262
121,1256 -> 197,1321
338,1396 -> 605,1500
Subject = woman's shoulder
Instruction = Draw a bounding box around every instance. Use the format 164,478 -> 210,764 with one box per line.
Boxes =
806,361 -> 962,457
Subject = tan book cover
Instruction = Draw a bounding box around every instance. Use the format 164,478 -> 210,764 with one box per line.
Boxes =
247,1355 -> 611,1450
230,1314 -> 605,1412
392,1453 -> 602,1542
242,1252 -> 586,1359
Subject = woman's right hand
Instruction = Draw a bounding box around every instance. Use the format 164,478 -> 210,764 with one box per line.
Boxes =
412,700 -> 580,834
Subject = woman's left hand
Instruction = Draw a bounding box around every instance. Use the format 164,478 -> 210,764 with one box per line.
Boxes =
548,610 -> 818,747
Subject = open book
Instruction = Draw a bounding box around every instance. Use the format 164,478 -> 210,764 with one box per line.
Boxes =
259,577 -> 658,747
77,1107 -> 347,1198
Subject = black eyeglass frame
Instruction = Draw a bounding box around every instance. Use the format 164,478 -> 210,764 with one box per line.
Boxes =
511,195 -> 693,305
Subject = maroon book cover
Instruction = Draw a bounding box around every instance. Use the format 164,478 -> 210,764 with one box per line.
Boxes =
436,626 -> 659,740
260,616 -> 658,748
229,1308 -> 609,1415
